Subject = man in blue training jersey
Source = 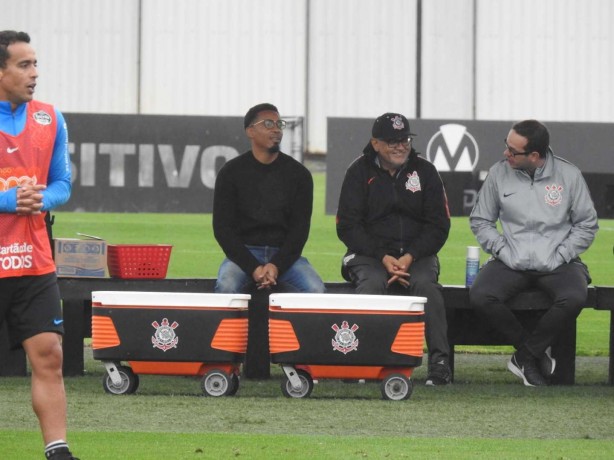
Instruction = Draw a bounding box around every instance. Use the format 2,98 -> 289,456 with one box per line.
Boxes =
0,30 -> 77,460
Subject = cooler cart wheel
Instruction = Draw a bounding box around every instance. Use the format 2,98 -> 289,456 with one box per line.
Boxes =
103,365 -> 140,395
201,369 -> 232,397
381,373 -> 412,401
281,369 -> 313,398
226,374 -> 240,396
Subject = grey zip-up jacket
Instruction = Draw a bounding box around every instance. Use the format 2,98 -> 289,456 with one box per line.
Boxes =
470,150 -> 598,272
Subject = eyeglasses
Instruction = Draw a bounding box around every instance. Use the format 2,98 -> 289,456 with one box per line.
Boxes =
251,119 -> 287,130
504,139 -> 531,157
381,137 -> 412,148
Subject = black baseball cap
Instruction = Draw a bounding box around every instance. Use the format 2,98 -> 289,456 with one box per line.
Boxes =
371,113 -> 415,140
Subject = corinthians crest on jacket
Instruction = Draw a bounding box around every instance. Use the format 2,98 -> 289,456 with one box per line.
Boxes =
544,183 -> 563,206
405,171 -> 421,192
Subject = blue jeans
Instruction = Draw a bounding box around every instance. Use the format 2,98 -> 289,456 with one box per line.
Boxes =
215,246 -> 325,294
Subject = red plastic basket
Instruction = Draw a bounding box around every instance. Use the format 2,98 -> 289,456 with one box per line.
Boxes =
107,244 -> 172,279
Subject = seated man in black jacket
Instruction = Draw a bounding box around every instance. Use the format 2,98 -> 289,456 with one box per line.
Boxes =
336,113 -> 451,385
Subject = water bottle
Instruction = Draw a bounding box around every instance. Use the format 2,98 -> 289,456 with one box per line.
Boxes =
465,246 -> 480,287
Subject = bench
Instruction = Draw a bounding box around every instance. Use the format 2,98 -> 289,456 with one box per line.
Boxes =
1,279 -> 613,385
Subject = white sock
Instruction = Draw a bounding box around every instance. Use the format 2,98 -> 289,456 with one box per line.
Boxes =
45,440 -> 69,455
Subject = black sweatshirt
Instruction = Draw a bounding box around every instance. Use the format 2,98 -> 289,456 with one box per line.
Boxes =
213,150 -> 314,276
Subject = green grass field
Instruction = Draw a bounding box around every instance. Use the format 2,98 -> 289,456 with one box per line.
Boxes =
50,173 -> 613,356
2,172 -> 613,459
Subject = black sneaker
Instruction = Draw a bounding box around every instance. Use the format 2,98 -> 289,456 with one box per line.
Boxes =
539,346 -> 556,377
425,362 -> 451,386
508,352 -> 547,387
45,446 -> 79,460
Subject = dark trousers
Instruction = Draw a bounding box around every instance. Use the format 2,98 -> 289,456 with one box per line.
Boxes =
469,259 -> 589,358
344,254 -> 450,367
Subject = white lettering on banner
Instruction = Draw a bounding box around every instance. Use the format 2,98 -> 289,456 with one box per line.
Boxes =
80,143 -> 96,186
0,243 -> 34,271
463,190 -> 478,209
158,145 -> 200,188
69,143 -> 240,190
98,144 -> 136,187
200,146 -> 239,189
138,144 -> 154,187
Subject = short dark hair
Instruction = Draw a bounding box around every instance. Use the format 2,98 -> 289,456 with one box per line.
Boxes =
244,103 -> 278,129
512,119 -> 550,158
0,30 -> 30,69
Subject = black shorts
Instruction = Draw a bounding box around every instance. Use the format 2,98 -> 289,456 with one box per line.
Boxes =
0,272 -> 63,349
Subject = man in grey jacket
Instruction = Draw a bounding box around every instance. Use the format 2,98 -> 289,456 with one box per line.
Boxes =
469,119 -> 598,387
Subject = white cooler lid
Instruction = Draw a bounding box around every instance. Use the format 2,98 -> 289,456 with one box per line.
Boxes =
92,291 -> 250,308
269,293 -> 426,311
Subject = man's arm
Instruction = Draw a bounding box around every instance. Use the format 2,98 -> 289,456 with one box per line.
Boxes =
42,109 -> 71,210
403,165 -> 451,260
0,109 -> 71,214
557,171 -> 598,262
269,166 -> 313,274
336,165 -> 385,260
212,164 -> 260,276
469,169 -> 506,256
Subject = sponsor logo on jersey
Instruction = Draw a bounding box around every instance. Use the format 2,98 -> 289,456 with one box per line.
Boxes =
33,110 -> 52,126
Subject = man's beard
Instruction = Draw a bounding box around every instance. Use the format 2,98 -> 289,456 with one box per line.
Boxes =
267,143 -> 281,154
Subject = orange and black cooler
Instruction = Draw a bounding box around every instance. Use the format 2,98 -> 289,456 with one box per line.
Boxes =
269,293 -> 426,400
92,291 -> 249,396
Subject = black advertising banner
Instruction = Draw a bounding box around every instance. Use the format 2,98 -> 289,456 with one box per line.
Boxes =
59,113 -> 614,217
61,113 -> 250,212
326,118 -> 614,218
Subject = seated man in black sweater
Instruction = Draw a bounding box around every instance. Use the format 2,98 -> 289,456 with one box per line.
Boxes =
213,103 -> 325,294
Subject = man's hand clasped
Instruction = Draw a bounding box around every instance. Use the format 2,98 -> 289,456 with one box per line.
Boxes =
382,253 -> 413,288
253,263 -> 279,290
16,183 -> 46,216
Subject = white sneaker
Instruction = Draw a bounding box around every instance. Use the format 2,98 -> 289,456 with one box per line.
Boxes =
539,346 -> 556,377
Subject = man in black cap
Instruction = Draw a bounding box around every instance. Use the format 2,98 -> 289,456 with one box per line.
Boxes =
336,113 -> 452,385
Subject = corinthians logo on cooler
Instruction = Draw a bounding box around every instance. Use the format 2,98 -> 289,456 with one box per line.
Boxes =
331,321 -> 359,354
426,124 -> 479,172
151,318 -> 179,351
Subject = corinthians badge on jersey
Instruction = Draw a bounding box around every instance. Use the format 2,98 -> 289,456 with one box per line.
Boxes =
544,183 -> 563,207
151,318 -> 179,351
331,321 -> 359,354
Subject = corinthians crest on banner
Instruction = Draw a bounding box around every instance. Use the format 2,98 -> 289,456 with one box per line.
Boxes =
331,320 -> 359,354
151,318 -> 179,351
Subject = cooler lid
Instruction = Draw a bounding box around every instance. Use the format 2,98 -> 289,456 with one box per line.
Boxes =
269,293 -> 426,311
91,291 -> 250,308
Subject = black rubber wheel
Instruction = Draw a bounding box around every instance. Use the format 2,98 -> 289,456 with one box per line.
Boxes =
281,369 -> 313,398
381,373 -> 412,400
102,365 -> 140,395
226,373 -> 240,396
